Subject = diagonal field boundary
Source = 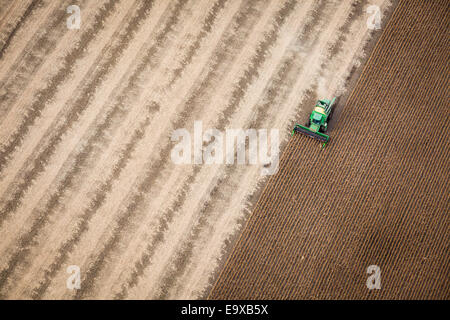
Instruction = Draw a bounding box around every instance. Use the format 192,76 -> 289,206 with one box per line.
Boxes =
209,0 -> 449,299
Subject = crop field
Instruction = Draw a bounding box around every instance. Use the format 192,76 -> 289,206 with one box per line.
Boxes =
210,0 -> 449,299
0,0 -> 397,299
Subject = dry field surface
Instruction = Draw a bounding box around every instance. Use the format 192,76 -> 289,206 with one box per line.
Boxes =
210,0 -> 449,299
0,0 -> 393,299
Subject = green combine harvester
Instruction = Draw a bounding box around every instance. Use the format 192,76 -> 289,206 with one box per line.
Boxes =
292,97 -> 335,146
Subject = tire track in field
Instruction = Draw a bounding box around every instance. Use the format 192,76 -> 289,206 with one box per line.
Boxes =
0,0 -> 186,294
0,0 -> 83,119
0,0 -> 39,60
72,0 -> 273,299
0,0 -> 117,174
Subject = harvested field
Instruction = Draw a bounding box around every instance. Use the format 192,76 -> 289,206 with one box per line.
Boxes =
210,0 -> 449,299
0,0 -> 394,299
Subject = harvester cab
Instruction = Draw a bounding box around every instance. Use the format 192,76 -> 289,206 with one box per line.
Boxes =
292,97 -> 335,147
